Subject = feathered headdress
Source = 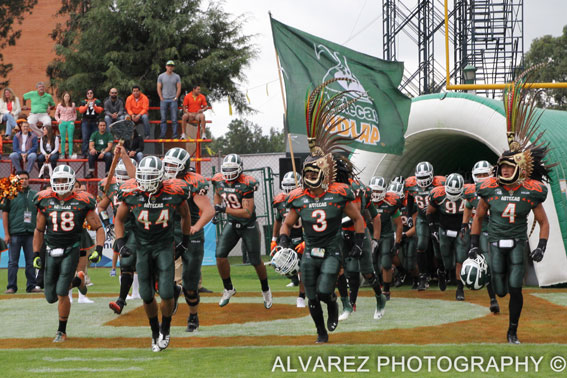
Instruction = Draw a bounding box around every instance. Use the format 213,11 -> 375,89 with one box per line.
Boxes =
498,65 -> 556,184
302,78 -> 361,189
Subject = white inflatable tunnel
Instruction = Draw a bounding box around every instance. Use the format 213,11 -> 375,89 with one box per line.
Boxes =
353,93 -> 567,286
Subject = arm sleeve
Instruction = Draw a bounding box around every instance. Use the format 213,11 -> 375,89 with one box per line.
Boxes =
39,138 -> 47,155
54,105 -> 61,122
53,136 -> 60,154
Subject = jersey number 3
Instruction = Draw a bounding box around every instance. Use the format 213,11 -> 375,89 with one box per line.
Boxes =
312,209 -> 327,232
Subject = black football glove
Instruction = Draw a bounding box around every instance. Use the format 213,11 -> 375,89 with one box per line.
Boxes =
349,233 -> 365,259
175,235 -> 190,260
214,203 -> 226,214
277,234 -> 291,249
89,245 -> 103,263
391,242 -> 401,256
400,232 -> 408,246
530,239 -> 547,263
212,214 -> 219,225
33,252 -> 42,269
460,223 -> 469,239
114,237 -> 131,258
468,233 -> 480,259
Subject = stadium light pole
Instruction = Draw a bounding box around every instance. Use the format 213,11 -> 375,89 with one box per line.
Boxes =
463,65 -> 477,94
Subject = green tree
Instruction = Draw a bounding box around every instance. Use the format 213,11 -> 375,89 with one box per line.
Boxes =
524,26 -> 567,110
47,0 -> 255,112
209,119 -> 285,155
0,0 -> 38,86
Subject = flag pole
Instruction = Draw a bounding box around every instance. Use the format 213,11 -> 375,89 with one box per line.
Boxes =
287,134 -> 298,186
269,12 -> 287,113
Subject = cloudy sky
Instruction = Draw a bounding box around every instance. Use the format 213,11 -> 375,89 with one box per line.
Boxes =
205,0 -> 567,138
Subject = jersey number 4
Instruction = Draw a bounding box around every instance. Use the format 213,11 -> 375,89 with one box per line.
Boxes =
502,203 -> 516,223
49,211 -> 75,232
137,209 -> 169,230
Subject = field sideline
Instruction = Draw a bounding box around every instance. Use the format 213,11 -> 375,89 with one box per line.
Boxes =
1,257 -> 566,377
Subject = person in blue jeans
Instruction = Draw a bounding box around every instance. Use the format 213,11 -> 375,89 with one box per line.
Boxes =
157,60 -> 181,139
9,122 -> 38,173
78,89 -> 103,156
1,171 -> 40,293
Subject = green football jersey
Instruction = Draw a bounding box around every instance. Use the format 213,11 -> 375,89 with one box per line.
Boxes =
405,175 -> 445,219
361,184 -> 379,219
429,186 -> 466,231
34,189 -> 97,249
99,177 -> 119,215
374,192 -> 402,236
212,172 -> 258,226
118,178 -> 190,246
476,177 -> 547,242
463,183 -> 489,232
342,178 -> 366,231
174,171 -> 210,239
273,192 -> 303,240
287,183 -> 355,250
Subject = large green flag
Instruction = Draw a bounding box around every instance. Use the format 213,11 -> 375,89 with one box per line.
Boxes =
270,17 -> 411,155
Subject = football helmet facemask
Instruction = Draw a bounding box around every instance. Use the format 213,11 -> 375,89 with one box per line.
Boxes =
369,176 -> 387,202
271,246 -> 300,276
281,171 -> 301,194
51,165 -> 76,196
136,156 -> 164,193
445,173 -> 464,202
388,181 -> 404,198
415,161 -> 434,188
221,154 -> 243,181
163,147 -> 191,179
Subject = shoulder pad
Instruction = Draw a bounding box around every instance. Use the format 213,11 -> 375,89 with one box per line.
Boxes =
272,193 -> 287,207
287,188 -> 306,204
405,176 -> 417,188
183,172 -> 205,186
479,177 -> 499,190
432,176 -> 446,186
384,192 -> 400,206
327,182 -> 350,196
36,188 -> 56,201
73,191 -> 96,205
238,174 -> 258,187
522,179 -> 545,193
162,179 -> 189,196
430,185 -> 445,199
119,178 -> 138,195
211,173 -> 224,182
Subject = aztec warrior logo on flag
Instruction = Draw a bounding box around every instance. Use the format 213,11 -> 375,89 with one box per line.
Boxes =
270,16 -> 411,155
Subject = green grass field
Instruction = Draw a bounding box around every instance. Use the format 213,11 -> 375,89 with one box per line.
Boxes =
1,257 -> 567,377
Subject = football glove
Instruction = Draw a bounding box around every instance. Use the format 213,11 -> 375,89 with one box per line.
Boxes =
212,214 -> 220,225
401,232 -> 408,245
277,234 -> 291,249
460,223 -> 469,239
214,203 -> 226,214
33,252 -> 42,269
391,242 -> 401,256
114,237 -> 131,258
530,239 -> 547,263
349,233 -> 365,259
468,246 -> 480,259
89,246 -> 103,263
175,235 -> 190,260
371,238 -> 381,255
468,233 -> 480,259
295,241 -> 305,255
431,231 -> 439,244
270,240 -> 277,255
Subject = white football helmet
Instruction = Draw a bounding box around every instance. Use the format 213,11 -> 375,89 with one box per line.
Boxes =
387,181 -> 405,198
445,173 -> 464,201
369,176 -> 387,202
136,156 -> 164,193
51,165 -> 76,195
415,161 -> 434,188
472,160 -> 493,183
221,154 -> 243,181
116,158 -> 137,184
271,246 -> 299,276
281,171 -> 301,194
163,147 -> 191,179
460,254 -> 489,290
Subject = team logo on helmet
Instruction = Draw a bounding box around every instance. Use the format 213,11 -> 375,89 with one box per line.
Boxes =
460,255 -> 489,290
136,156 -> 164,193
387,181 -> 404,198
472,160 -> 493,183
271,246 -> 300,276
221,154 -> 243,181
415,161 -> 434,188
369,176 -> 387,202
163,147 -> 191,179
51,165 -> 76,195
444,173 -> 464,202
281,171 -> 302,194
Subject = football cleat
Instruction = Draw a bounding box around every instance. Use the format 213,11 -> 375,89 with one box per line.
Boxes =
262,289 -> 273,309
186,313 -> 199,333
338,297 -> 353,321
109,298 -> 126,314
316,333 -> 329,343
110,269 -> 116,277
374,293 -> 386,320
418,274 -> 428,291
78,294 -> 94,304
412,278 -> 419,290
490,298 -> 500,314
394,272 -> 405,288
456,286 -> 465,301
327,300 -> 339,332
286,281 -> 298,287
158,332 -> 170,350
296,297 -> 306,308
151,337 -> 161,352
172,284 -> 182,315
437,268 -> 447,292
76,271 -> 87,295
507,330 -> 520,344
219,288 -> 237,307
53,331 -> 66,343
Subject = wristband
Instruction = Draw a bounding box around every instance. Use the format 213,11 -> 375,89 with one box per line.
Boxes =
272,237 -> 278,242
278,234 -> 291,248
96,245 -> 103,254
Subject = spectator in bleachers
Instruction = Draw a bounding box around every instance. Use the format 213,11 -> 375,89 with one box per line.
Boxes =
181,84 -> 208,138
22,82 -> 55,138
78,89 -> 103,157
0,88 -> 21,138
54,91 -> 77,159
104,88 -> 125,127
86,120 -> 113,178
36,124 -> 60,178
123,128 -> 144,163
157,60 -> 181,139
125,85 -> 150,138
1,171 -> 40,294
9,121 -> 38,174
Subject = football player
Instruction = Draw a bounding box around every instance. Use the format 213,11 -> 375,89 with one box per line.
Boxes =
114,156 -> 192,352
279,155 -> 365,343
463,160 -> 499,313
470,155 -> 550,344
427,173 -> 468,300
32,165 -> 105,342
405,161 -> 445,290
163,147 -> 215,332
271,171 -> 306,308
369,176 -> 402,300
212,153 -> 272,308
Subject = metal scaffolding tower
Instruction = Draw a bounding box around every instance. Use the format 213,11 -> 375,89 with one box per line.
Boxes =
383,0 -> 524,98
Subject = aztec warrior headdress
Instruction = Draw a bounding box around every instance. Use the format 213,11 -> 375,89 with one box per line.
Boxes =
302,78 -> 361,190
497,65 -> 557,185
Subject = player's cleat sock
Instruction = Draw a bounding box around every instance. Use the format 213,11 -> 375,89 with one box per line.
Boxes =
374,293 -> 386,320
325,296 -> 339,332
119,273 -> 134,301
131,273 -> 141,299
347,273 -> 360,306
437,268 -> 447,292
509,287 -> 523,326
149,316 -> 160,340
160,315 -> 172,349
186,313 -> 199,332
384,282 -> 391,293
222,278 -> 234,291
58,320 -> 67,335
456,281 -> 465,301
299,292 -> 306,299
76,272 -> 87,295
308,299 -> 328,343
336,274 -> 349,298
383,291 -> 391,301
260,278 -> 269,293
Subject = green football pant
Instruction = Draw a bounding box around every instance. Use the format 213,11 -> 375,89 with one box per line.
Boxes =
80,228 -> 94,251
182,236 -> 205,291
402,236 -> 417,271
416,216 -> 441,258
374,234 -> 394,273
489,240 -> 527,296
343,229 -> 374,275
44,245 -> 80,303
301,252 -> 340,301
438,227 -> 468,270
216,221 -> 262,266
136,244 -> 175,302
